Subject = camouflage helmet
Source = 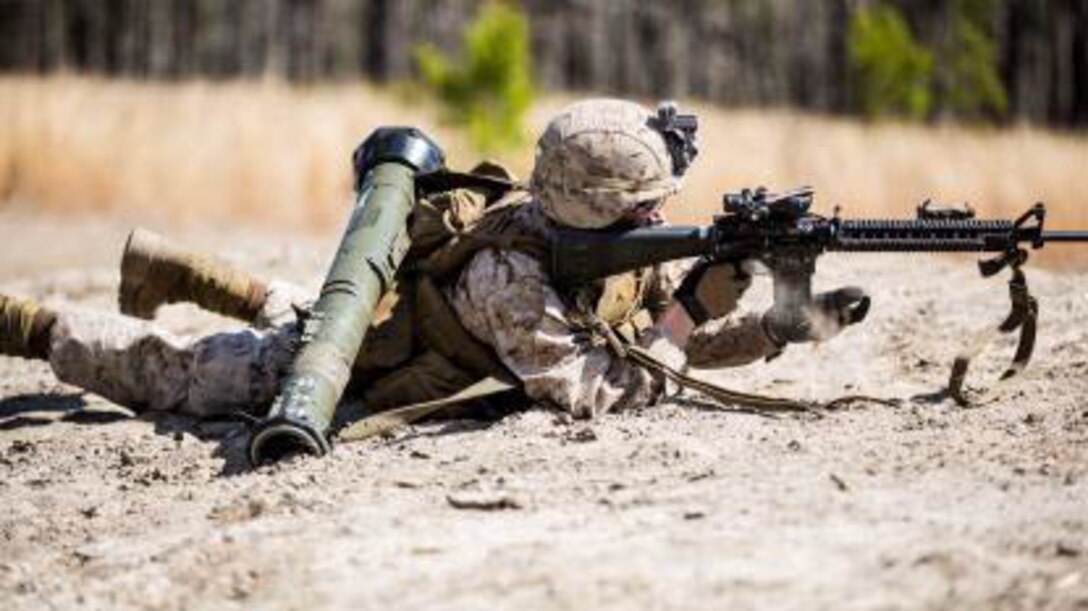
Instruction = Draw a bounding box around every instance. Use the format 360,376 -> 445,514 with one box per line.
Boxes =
531,99 -> 685,229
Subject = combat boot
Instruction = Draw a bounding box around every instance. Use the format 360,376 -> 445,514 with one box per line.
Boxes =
119,228 -> 269,323
0,294 -> 56,360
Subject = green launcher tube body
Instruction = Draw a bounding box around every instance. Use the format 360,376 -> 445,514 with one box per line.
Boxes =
248,127 -> 444,465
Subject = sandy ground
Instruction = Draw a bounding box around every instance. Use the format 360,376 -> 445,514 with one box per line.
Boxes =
0,210 -> 1086,611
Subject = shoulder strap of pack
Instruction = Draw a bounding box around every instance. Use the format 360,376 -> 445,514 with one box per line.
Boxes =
414,274 -> 512,379
415,169 -> 524,199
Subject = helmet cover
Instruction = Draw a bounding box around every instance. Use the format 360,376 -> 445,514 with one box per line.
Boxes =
531,99 -> 681,229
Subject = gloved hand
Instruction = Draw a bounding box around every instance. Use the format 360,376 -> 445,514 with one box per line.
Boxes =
673,259 -> 752,326
762,286 -> 870,346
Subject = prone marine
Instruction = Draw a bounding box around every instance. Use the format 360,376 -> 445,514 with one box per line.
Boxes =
0,99 -> 868,461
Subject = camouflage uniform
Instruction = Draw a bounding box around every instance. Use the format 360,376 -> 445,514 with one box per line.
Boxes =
47,284 -> 306,418
39,98 -> 780,419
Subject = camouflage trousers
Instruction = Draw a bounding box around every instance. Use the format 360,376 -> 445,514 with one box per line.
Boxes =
47,281 -> 306,418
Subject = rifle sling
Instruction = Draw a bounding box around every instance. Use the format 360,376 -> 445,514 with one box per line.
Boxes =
622,344 -> 898,413
623,345 -> 816,413
947,265 -> 1038,405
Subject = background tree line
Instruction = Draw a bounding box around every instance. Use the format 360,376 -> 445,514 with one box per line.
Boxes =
1,0 -> 1085,127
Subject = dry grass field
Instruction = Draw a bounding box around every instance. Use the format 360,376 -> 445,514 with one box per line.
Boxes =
2,76 -> 1085,251
0,76 -> 475,228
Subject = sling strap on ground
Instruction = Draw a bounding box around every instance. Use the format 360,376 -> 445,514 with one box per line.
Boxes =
946,264 -> 1038,406
582,305 -> 898,415
336,344 -> 820,444
623,344 -> 817,413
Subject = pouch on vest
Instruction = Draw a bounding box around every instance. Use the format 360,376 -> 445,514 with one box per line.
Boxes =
410,188 -> 489,255
419,191 -> 546,282
594,270 -> 655,341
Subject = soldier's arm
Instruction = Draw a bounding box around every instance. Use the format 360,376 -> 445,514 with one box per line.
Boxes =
648,259 -> 779,368
449,249 -> 684,418
684,309 -> 780,368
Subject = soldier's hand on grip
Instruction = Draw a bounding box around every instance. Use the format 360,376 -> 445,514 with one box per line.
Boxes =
673,259 -> 752,326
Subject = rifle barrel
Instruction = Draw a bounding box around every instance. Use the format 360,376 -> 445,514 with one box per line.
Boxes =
1043,231 -> 1088,242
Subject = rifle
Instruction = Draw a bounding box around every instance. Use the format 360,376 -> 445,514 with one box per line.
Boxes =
550,186 -> 1088,403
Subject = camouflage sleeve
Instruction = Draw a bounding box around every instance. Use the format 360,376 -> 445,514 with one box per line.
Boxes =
684,307 -> 779,369
645,257 -> 778,368
449,249 -> 684,418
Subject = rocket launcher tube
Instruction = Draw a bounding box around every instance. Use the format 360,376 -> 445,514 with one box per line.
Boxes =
248,128 -> 444,465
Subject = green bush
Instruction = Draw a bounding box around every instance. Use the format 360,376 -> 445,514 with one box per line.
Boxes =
848,5 -> 934,120
415,2 -> 534,151
941,0 -> 1008,120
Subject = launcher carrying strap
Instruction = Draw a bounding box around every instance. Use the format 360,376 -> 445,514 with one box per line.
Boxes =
336,374 -> 520,442
946,261 -> 1038,406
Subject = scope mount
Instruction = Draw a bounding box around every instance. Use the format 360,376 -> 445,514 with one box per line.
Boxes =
722,186 -> 815,221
